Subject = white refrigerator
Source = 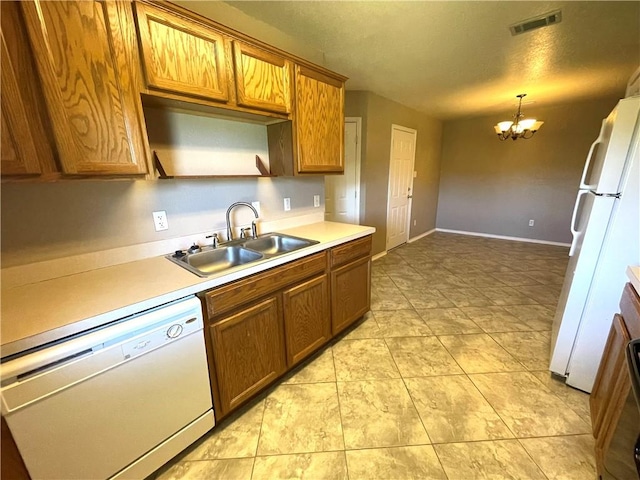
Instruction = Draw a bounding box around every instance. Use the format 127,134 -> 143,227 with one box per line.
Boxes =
550,95 -> 640,393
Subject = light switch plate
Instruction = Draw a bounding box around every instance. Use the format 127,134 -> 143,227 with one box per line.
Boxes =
284,198 -> 291,211
153,211 -> 168,231
252,201 -> 261,216
313,195 -> 320,207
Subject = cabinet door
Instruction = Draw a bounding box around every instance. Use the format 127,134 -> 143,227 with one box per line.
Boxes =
1,2 -> 56,178
1,37 -> 39,176
21,1 -> 148,175
295,66 -> 344,174
590,313 -> 631,475
234,41 -> 291,114
283,274 -> 331,367
331,256 -> 371,335
135,3 -> 231,103
210,296 -> 286,416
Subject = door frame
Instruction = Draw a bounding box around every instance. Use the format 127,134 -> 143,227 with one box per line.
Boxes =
385,124 -> 417,250
345,117 -> 362,224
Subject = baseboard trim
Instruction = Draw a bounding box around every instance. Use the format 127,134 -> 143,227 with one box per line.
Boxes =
435,228 -> 571,247
372,251 -> 387,261
408,228 -> 436,243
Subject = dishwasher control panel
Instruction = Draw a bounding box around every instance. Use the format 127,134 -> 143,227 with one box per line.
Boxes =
121,316 -> 199,360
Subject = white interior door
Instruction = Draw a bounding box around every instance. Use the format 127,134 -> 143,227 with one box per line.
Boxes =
325,118 -> 360,224
386,125 -> 416,250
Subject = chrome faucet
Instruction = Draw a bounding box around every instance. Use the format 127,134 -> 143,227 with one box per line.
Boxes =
226,202 -> 259,241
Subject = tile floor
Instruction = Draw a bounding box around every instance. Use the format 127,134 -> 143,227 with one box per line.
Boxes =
151,232 -> 595,480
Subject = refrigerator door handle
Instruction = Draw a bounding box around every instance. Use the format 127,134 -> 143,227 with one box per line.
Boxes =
579,120 -> 606,190
569,190 -> 589,256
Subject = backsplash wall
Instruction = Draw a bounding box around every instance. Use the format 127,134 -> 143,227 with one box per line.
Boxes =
1,176 -> 324,268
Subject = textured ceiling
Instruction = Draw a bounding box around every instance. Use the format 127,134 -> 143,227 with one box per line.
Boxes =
184,1 -> 640,119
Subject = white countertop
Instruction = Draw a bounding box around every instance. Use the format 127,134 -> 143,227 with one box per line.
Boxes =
628,266 -> 640,294
1,222 -> 375,357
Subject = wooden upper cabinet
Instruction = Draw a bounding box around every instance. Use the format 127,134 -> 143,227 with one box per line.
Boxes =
233,41 -> 292,114
20,1 -> 148,175
1,45 -> 40,176
295,65 -> 345,174
135,2 -> 231,103
1,1 -> 57,179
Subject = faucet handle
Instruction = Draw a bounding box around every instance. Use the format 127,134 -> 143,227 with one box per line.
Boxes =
240,227 -> 252,239
206,233 -> 219,248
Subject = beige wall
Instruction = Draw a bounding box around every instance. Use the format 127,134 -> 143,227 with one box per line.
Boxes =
436,96 -> 620,244
345,91 -> 443,255
1,111 -> 325,267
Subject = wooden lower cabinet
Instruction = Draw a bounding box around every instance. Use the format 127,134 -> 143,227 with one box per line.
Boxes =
283,274 -> 330,367
331,257 -> 371,336
203,235 -> 372,419
209,296 -> 286,417
329,235 -> 372,335
590,314 -> 631,475
590,282 -> 640,478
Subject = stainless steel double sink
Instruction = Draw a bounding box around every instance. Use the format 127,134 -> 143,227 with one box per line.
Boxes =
167,233 -> 319,277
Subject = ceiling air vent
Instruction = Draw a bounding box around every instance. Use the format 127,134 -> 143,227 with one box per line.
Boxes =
510,10 -> 562,36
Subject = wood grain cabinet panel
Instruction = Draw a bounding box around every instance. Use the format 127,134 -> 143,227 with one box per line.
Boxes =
210,296 -> 286,416
283,274 -> 331,367
590,283 -> 640,478
295,65 -> 344,174
135,2 -> 231,103
233,41 -> 292,114
590,314 -> 630,439
20,1 -> 148,175
331,256 -> 371,335
1,1 -> 57,179
1,39 -> 40,176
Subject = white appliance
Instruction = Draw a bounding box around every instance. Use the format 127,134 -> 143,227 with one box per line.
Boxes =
550,95 -> 640,393
1,296 -> 215,479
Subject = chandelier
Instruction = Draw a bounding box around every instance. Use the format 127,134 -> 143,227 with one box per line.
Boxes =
494,94 -> 543,140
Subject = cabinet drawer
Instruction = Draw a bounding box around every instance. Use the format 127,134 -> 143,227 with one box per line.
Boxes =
330,236 -> 372,269
205,252 -> 327,318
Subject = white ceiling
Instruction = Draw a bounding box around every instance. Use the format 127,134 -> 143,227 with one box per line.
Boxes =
185,1 -> 640,120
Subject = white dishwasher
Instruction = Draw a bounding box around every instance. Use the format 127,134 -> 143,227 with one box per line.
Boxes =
1,295 -> 215,480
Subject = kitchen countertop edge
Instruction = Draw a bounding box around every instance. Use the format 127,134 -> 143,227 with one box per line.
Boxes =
1,222 -> 375,358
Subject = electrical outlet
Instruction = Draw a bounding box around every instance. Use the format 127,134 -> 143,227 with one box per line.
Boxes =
153,211 -> 168,231
252,201 -> 261,216
413,220 -> 417,226
529,219 -> 535,227
283,197 -> 291,211
313,195 -> 320,207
